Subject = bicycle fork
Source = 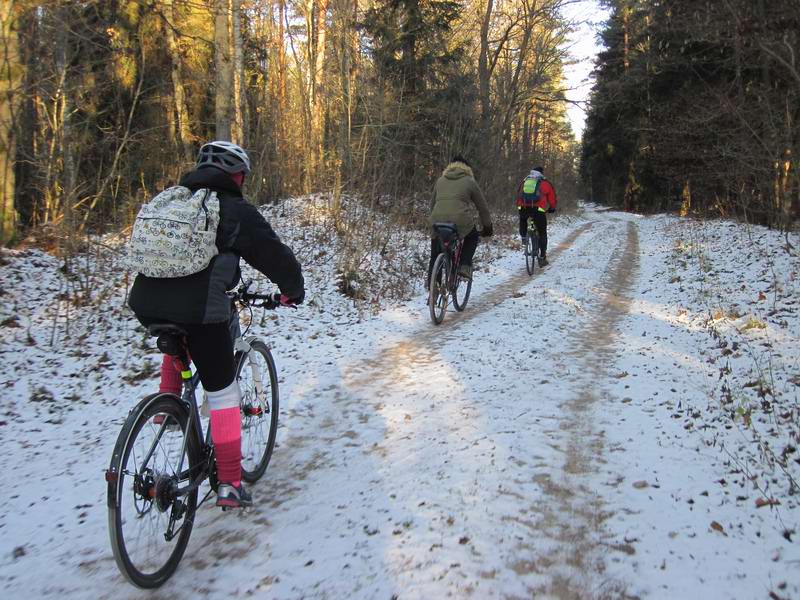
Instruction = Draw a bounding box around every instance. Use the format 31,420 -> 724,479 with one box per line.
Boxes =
235,336 -> 269,416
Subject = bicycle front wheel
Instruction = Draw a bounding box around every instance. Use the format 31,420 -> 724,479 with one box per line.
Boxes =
108,394 -> 201,588
525,233 -> 535,275
237,340 -> 280,482
428,252 -> 449,325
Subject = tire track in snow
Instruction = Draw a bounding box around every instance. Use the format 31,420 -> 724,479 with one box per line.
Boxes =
345,221 -> 595,378
152,216 -> 620,600
441,221 -> 595,331
322,219 -> 624,590
527,219 -> 640,599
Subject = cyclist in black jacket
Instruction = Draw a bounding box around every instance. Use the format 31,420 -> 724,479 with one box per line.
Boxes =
129,141 -> 304,508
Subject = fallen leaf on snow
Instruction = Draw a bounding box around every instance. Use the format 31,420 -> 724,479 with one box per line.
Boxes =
755,497 -> 781,508
710,521 -> 726,535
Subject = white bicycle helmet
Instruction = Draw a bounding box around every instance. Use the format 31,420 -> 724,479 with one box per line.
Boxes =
196,140 -> 251,174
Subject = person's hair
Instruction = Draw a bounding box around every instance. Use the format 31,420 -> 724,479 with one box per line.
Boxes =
533,165 -> 544,174
452,155 -> 471,168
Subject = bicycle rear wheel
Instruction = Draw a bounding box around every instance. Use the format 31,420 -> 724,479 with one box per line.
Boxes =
525,233 -> 536,275
452,268 -> 472,312
108,394 -> 201,588
237,340 -> 280,482
428,252 -> 449,325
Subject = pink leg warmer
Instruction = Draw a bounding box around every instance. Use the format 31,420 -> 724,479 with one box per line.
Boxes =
159,356 -> 183,395
207,381 -> 242,486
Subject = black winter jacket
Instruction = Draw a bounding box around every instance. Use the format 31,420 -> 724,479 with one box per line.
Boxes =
128,167 -> 304,324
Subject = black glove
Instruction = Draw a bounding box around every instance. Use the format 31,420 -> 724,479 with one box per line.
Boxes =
547,208 -> 555,214
480,223 -> 494,238
279,289 -> 305,306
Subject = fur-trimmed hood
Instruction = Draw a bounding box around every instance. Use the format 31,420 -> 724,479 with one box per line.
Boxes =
443,161 -> 474,180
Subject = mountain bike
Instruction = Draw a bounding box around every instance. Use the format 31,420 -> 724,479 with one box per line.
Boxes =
106,282 -> 282,588
428,222 -> 472,324
525,216 -> 539,276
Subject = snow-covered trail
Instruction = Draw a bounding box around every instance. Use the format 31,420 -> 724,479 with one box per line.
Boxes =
139,210 -> 640,599
2,207 -> 797,599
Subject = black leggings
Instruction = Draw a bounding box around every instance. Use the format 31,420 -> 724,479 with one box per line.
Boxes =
180,321 -> 235,392
140,311 -> 241,392
519,208 -> 548,257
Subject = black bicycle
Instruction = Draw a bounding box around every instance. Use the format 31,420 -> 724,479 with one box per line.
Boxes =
106,282 -> 282,588
428,222 -> 472,324
524,216 -> 539,275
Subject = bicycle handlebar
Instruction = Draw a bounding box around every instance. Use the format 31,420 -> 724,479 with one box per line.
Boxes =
226,280 -> 293,310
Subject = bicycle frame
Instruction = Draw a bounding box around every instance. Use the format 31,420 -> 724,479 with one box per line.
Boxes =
438,236 -> 464,292
163,334 -> 271,536
140,306 -> 272,507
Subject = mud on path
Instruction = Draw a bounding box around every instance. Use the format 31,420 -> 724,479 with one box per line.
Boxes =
529,220 -> 640,599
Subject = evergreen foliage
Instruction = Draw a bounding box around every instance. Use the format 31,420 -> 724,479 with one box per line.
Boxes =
582,0 -> 800,229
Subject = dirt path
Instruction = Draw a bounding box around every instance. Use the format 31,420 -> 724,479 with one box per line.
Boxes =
529,220 -> 640,598
337,217 -> 642,597
346,221 -> 595,375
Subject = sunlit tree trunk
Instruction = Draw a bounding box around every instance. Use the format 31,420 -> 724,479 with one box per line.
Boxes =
163,0 -> 193,161
478,0 -> 494,134
215,0 -> 233,140
0,1 -> 20,244
51,4 -> 76,251
232,0 -> 245,145
312,0 -> 328,171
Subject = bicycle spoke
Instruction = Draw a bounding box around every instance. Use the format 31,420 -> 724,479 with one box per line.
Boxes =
110,399 -> 199,587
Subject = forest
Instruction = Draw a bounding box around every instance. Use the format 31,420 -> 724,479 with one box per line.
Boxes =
582,0 -> 800,229
1,2 -> 798,596
0,0 -> 579,249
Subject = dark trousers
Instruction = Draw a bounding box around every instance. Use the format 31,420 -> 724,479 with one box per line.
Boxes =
427,227 -> 480,285
519,208 -> 548,257
140,310 -> 240,392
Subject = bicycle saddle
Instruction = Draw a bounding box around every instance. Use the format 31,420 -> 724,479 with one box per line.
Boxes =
147,323 -> 188,357
432,222 -> 458,242
147,323 -> 188,338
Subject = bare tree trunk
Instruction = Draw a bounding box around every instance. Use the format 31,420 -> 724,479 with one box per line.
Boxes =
312,0 -> 328,172
55,5 -> 76,253
215,0 -> 233,140
232,0 -> 244,145
333,0 -> 356,178
163,0 -> 193,161
14,5 -> 36,230
478,0 -> 494,133
0,1 -> 19,244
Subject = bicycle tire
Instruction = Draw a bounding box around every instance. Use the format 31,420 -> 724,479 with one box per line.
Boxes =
452,267 -> 472,312
428,252 -> 448,325
108,393 -> 201,588
237,340 -> 280,482
526,233 -> 535,275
